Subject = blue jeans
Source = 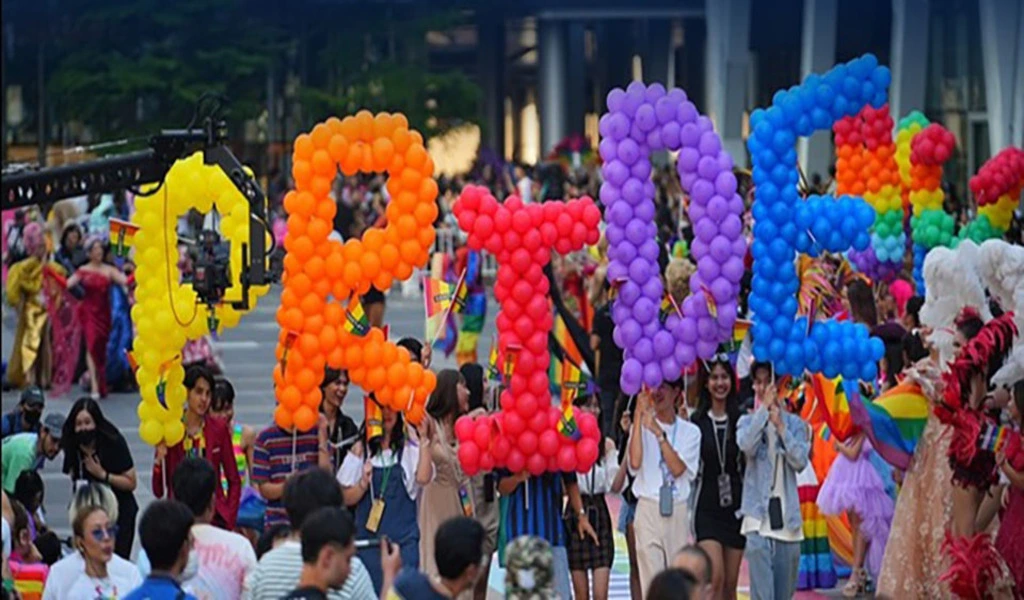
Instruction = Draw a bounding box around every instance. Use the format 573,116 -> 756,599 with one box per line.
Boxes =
745,533 -> 800,600
552,545 -> 572,599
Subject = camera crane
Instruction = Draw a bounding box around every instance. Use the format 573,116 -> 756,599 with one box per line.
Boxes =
0,103 -> 270,310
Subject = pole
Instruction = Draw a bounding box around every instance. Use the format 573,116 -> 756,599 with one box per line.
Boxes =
36,35 -> 45,167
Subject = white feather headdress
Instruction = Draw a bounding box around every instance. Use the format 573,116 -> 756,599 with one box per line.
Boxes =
919,241 -> 991,366
977,239 -> 1024,387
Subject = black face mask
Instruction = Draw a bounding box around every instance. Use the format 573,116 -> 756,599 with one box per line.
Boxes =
23,410 -> 41,427
76,428 -> 97,447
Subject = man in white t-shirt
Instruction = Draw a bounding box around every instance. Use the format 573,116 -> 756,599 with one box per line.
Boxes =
139,458 -> 257,599
627,377 -> 702,598
736,363 -> 810,600
515,165 -> 534,204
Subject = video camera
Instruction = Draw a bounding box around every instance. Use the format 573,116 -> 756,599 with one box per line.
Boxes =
190,230 -> 233,306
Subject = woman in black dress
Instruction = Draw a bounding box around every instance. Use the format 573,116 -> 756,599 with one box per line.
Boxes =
692,355 -> 744,600
60,397 -> 138,558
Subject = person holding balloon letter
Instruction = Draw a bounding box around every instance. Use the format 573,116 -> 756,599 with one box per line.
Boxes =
627,378 -> 701,599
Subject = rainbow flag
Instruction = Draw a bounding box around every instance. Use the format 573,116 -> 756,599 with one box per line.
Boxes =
364,395 -> 383,441
846,381 -> 928,471
155,355 -> 178,410
108,218 -> 139,258
552,309 -> 586,368
809,374 -> 857,442
453,278 -> 469,313
560,358 -> 589,404
503,344 -> 520,382
486,337 -> 500,382
659,290 -> 681,323
343,297 -> 371,337
980,423 -> 1010,453
724,319 -> 751,365
557,403 -> 582,440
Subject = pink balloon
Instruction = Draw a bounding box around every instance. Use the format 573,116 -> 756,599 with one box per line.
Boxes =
473,420 -> 493,450
507,449 -> 525,473
454,416 -> 475,442
458,442 -> 481,476
517,431 -> 538,455
558,446 -> 578,472
527,453 -> 547,476
491,436 -> 511,461
576,438 -> 599,473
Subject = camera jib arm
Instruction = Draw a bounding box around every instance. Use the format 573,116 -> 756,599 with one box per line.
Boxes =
1,120 -> 269,311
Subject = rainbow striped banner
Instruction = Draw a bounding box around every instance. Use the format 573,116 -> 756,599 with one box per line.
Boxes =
847,381 -> 928,471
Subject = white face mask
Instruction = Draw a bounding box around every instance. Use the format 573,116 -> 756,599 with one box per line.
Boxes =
180,546 -> 200,582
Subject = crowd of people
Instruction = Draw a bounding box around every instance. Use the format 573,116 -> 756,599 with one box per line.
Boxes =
1,153 -> 1023,600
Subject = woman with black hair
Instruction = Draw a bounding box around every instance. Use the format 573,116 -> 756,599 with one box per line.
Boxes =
54,222 -> 84,274
61,397 -> 137,558
458,362 -> 498,600
419,370 -> 475,594
337,402 -> 433,593
566,393 -> 618,600
691,356 -> 744,600
319,368 -> 359,469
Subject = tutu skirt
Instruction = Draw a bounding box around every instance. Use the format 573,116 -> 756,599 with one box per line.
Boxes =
817,439 -> 894,578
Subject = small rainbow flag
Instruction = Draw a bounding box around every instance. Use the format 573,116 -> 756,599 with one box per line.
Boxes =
557,403 -> 582,441
503,344 -> 521,382
552,309 -> 585,367
979,423 -> 1009,454
659,290 -> 681,323
560,358 -> 589,405
108,218 -> 139,258
701,285 -> 718,319
343,296 -> 370,337
846,381 -> 928,471
155,355 -> 178,410
125,350 -> 138,373
486,337 -> 500,382
453,278 -> 469,313
809,374 -> 857,442
364,395 -> 383,441
280,330 -> 300,373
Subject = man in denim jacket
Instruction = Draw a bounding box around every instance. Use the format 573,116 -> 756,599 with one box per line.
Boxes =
736,363 -> 810,600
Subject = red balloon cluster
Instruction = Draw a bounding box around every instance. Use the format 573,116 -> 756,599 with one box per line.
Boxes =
910,124 -> 955,167
857,104 -> 894,151
452,185 -> 602,476
969,147 -> 1024,206
832,115 -> 865,149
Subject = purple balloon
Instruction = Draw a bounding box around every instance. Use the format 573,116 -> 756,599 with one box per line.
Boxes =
621,178 -> 645,204
621,358 -> 642,393
660,357 -> 681,380
709,236 -> 732,262
639,240 -> 661,263
634,201 -> 655,223
677,147 -> 700,172
721,256 -> 745,282
711,277 -> 733,303
661,121 -> 681,148
621,319 -> 643,347
646,129 -> 664,151
698,257 -> 721,281
697,156 -> 720,180
619,138 -> 640,166
655,97 -> 678,124
696,339 -> 718,358
689,203 -> 706,223
680,122 -> 701,147
720,213 -> 743,240
605,160 -> 629,186
653,330 -> 675,358
641,276 -> 662,300
612,303 -> 631,324
599,182 -> 620,205
625,221 -> 648,246
606,260 -> 627,282
598,138 -> 618,162
690,179 -> 714,204
694,219 -> 718,243
634,297 -> 657,325
615,240 -> 637,263
635,104 -> 657,132
627,257 -> 650,281
678,101 -> 698,124
643,363 -> 662,388
607,89 -> 626,112
715,171 -> 738,197
634,339 -> 654,363
619,281 -> 641,305
631,160 -> 652,181
706,195 -> 729,221
645,83 -> 667,102
607,113 -> 630,141
699,131 -> 722,156
698,317 -> 718,341
674,342 -> 696,368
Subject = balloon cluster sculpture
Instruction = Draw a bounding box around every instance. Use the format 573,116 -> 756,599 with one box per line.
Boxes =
274,112 -> 437,431
748,54 -> 886,379
962,147 -> 1024,243
836,104 -> 905,282
133,152 -> 270,446
599,82 -> 746,394
452,186 -> 603,476
908,122 -> 956,291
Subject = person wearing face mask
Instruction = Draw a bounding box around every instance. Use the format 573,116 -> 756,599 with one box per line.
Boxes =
42,505 -> 142,600
60,397 -> 138,558
1,413 -> 64,495
320,369 -> 359,470
282,507 -> 359,600
1,388 -> 45,440
125,500 -> 199,600
153,365 -> 241,530
137,459 -> 257,599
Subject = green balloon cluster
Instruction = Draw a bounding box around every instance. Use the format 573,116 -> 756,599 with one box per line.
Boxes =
956,214 -> 1002,245
873,210 -> 905,239
911,210 -> 956,248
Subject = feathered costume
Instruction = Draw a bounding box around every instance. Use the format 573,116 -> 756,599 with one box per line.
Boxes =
936,307 -> 1017,599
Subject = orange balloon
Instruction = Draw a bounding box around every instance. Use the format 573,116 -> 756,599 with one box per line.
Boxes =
274,406 -> 294,430
406,404 -> 425,426
292,160 -> 312,189
296,368 -> 318,393
298,334 -> 320,358
293,406 -> 317,432
311,176 -> 332,199
345,344 -> 363,369
294,134 -> 315,161
363,341 -> 382,367
418,178 -> 439,203
289,236 -> 315,261
281,386 -> 302,411
302,390 -> 321,408
304,256 -> 325,280
354,111 -> 374,141
372,138 -> 395,170
305,315 -> 324,336
342,263 -> 362,288
300,293 -> 323,317
319,326 -> 338,353
387,363 -> 407,388
312,150 -> 334,177
284,307 -> 304,332
280,288 -> 299,310
307,218 -> 331,242
311,123 -> 333,150
313,279 -> 332,298
373,272 -> 393,293
329,135 -> 349,163
327,347 -> 344,369
324,303 -> 343,326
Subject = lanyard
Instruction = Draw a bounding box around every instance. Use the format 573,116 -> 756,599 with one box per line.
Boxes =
369,453 -> 396,501
712,414 -> 728,474
659,419 -> 679,486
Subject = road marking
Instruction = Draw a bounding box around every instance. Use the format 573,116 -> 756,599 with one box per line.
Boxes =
212,340 -> 262,349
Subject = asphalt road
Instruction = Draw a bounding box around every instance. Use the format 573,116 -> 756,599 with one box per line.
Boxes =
1,284 -> 495,557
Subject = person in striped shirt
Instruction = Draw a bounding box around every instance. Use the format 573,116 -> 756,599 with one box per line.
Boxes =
496,469 -> 597,599
249,469 -> 387,600
252,414 -> 332,530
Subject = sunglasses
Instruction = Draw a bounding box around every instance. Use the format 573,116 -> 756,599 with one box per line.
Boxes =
89,525 -> 119,542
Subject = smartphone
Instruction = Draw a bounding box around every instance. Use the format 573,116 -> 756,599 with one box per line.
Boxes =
768,496 -> 784,530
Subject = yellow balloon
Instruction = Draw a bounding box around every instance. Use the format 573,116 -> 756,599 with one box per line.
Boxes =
140,420 -> 164,446
163,420 -> 185,447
